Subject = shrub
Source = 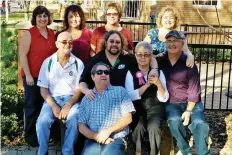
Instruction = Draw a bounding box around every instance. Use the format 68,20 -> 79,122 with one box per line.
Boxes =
1,28 -> 24,146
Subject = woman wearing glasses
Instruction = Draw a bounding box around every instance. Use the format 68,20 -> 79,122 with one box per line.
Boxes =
60,5 -> 92,64
125,42 -> 169,155
91,2 -> 133,55
19,6 -> 57,146
144,6 -> 194,67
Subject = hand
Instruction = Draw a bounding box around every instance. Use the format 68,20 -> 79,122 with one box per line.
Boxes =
26,75 -> 34,86
148,75 -> 159,86
96,128 -> 112,144
181,111 -> 191,126
59,103 -> 72,120
84,89 -> 96,101
52,104 -> 61,119
186,54 -> 194,68
104,138 -> 114,144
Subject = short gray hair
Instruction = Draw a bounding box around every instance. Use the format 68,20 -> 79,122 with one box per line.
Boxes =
135,41 -> 153,54
91,62 -> 111,75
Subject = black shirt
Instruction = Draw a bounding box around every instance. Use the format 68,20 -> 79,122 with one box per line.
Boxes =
79,51 -> 136,89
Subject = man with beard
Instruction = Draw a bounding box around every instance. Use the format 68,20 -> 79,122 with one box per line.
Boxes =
79,30 -> 158,101
78,62 -> 135,155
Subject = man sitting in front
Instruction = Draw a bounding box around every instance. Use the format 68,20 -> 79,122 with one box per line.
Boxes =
78,62 -> 135,155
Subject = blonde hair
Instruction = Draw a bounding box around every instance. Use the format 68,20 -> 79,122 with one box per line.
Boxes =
156,6 -> 180,29
105,2 -> 122,18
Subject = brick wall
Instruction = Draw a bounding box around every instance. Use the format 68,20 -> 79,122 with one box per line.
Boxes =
154,0 -> 232,26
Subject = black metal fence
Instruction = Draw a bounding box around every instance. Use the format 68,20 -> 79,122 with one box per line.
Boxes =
189,44 -> 232,110
54,20 -> 232,110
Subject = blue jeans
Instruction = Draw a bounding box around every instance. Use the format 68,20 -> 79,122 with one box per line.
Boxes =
81,138 -> 126,155
36,95 -> 79,155
166,102 -> 210,155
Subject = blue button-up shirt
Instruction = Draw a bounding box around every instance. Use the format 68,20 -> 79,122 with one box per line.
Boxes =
78,85 -> 135,139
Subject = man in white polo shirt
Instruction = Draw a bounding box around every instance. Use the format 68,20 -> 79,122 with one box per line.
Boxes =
36,32 -> 84,155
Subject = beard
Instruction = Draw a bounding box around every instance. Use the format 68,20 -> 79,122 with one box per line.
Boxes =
107,47 -> 121,55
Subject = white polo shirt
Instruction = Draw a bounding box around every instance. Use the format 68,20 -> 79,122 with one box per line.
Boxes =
37,52 -> 84,97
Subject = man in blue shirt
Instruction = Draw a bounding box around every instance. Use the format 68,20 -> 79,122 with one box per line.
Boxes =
78,62 -> 135,155
158,30 -> 210,155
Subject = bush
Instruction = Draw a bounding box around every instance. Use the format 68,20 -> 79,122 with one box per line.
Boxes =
1,28 -> 24,146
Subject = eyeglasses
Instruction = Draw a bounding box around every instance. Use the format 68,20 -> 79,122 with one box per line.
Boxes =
135,53 -> 151,58
166,40 -> 183,44
106,13 -> 119,16
58,40 -> 73,46
95,70 -> 110,75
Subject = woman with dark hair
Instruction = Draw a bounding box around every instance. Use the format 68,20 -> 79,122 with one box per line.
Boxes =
19,6 -> 57,146
61,4 -> 92,64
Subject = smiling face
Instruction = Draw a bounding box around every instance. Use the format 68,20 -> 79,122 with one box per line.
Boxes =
106,8 -> 120,26
68,11 -> 81,29
105,33 -> 122,56
56,32 -> 73,55
161,11 -> 176,30
166,36 -> 184,54
135,47 -> 152,67
36,12 -> 49,28
91,65 -> 110,87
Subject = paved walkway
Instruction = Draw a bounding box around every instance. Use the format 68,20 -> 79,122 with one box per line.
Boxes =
1,145 -> 61,155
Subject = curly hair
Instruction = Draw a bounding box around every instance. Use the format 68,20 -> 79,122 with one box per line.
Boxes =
31,6 -> 52,26
156,6 -> 181,29
62,5 -> 86,30
105,2 -> 122,18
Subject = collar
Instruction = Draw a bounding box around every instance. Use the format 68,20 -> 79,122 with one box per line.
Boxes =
93,84 -> 114,94
163,51 -> 187,62
51,52 -> 76,65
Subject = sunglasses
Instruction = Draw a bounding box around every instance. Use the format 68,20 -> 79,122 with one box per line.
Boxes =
58,40 -> 73,46
95,70 -> 110,75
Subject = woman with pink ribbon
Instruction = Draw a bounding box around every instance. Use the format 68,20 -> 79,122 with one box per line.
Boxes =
125,41 -> 169,155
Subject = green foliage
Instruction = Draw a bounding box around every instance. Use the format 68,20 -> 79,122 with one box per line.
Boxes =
1,114 -> 19,139
1,28 -> 24,146
191,47 -> 231,62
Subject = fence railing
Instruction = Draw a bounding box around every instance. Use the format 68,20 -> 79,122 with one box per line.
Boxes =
188,44 -> 231,110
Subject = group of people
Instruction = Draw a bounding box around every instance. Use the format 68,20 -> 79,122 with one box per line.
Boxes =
19,3 -> 210,155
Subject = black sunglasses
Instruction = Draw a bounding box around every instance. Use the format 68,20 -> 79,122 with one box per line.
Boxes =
95,70 -> 110,75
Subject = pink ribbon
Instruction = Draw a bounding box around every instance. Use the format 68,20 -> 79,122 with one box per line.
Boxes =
136,71 -> 145,85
